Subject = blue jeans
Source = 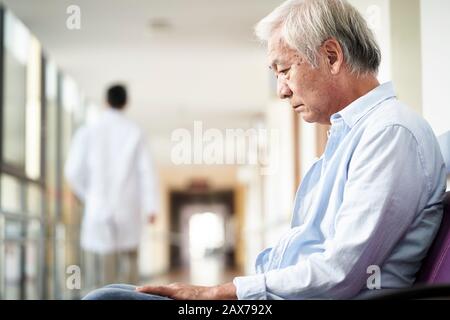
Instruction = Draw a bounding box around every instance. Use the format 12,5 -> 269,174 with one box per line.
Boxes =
82,284 -> 172,300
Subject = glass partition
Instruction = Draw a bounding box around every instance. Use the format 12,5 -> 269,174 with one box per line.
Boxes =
1,9 -> 45,300
2,10 -> 29,169
25,37 -> 42,180
1,6 -> 90,300
1,175 -> 21,213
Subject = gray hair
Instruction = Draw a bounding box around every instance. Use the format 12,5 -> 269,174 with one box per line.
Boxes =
255,0 -> 381,75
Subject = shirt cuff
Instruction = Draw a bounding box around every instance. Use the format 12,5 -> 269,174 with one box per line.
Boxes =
233,274 -> 267,300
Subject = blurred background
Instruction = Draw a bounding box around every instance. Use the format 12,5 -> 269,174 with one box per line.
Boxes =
0,0 -> 448,299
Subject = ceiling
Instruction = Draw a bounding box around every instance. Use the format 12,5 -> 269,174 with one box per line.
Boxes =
1,0 -> 284,137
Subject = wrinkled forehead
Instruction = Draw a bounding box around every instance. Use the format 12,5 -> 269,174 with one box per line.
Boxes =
267,33 -> 297,68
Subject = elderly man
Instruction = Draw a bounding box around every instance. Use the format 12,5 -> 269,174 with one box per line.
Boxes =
84,0 -> 446,300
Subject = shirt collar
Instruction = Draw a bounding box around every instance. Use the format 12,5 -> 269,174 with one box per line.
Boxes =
330,82 -> 397,128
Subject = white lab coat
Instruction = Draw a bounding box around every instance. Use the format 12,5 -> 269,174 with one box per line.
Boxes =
64,108 -> 158,254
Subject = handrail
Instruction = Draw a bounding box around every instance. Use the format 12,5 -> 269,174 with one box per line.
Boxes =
0,210 -> 44,222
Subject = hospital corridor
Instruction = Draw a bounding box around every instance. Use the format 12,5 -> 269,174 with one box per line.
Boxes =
0,0 -> 450,302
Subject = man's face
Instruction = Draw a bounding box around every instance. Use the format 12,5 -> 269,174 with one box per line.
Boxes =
268,32 -> 337,125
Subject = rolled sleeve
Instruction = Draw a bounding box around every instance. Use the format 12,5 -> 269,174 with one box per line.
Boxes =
233,274 -> 267,300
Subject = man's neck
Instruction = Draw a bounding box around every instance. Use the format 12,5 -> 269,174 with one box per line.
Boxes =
348,74 -> 380,102
335,74 -> 380,114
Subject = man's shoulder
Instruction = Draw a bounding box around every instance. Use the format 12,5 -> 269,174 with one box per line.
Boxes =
117,118 -> 149,146
363,99 -> 433,140
97,111 -> 144,135
124,119 -> 146,141
114,112 -> 144,133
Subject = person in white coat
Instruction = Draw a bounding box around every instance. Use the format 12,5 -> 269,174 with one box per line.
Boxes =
65,84 -> 158,286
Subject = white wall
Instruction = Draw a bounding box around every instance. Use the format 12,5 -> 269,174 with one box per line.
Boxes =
421,0 -> 450,136
390,0 -> 422,114
349,0 -> 392,83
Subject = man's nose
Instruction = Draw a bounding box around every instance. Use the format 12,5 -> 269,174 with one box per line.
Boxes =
277,75 -> 292,99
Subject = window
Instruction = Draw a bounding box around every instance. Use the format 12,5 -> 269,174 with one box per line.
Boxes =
1,175 -> 21,213
2,11 -> 29,169
1,9 -> 45,300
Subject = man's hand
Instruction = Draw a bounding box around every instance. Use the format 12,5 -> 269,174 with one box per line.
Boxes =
136,282 -> 237,300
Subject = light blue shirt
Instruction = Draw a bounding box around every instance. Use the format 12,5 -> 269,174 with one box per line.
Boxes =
233,82 -> 446,300
438,131 -> 450,174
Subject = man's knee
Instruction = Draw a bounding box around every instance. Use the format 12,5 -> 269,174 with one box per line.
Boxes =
82,288 -> 123,300
82,286 -> 171,300
103,284 -> 136,291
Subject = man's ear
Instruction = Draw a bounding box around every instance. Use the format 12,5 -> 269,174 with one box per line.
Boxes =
322,38 -> 344,75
